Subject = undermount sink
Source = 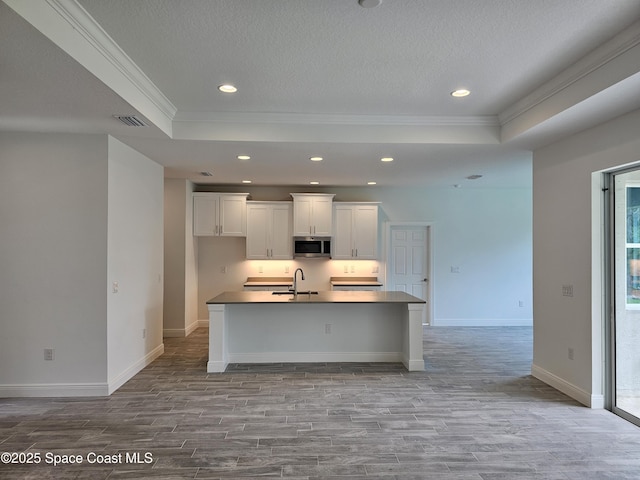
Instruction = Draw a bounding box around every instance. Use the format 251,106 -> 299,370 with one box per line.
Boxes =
272,290 -> 319,295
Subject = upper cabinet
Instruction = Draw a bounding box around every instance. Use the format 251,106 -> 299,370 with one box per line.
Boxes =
246,202 -> 293,259
333,203 -> 379,260
193,193 -> 249,237
290,193 -> 335,236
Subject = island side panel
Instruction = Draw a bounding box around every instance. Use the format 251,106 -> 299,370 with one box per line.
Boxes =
225,303 -> 404,364
402,303 -> 425,371
207,304 -> 228,372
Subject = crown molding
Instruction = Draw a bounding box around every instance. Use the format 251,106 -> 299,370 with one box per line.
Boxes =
174,111 -> 499,127
46,0 -> 177,118
500,19 -> 640,126
3,0 -> 177,135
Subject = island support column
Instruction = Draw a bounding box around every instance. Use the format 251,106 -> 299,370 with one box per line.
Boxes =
404,303 -> 425,371
207,304 -> 228,372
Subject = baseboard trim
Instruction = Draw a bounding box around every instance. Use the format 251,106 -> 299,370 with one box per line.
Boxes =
433,318 -> 533,327
108,343 -> 165,394
163,328 -> 186,337
228,352 -> 403,364
531,363 -> 602,408
0,383 -> 109,398
185,320 -> 200,336
164,320 -> 208,337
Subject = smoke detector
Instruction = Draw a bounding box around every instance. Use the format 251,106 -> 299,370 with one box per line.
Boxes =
358,0 -> 381,7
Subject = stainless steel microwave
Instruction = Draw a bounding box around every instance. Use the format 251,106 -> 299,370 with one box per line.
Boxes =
293,236 -> 331,258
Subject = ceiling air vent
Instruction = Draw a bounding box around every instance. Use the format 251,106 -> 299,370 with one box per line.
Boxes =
113,115 -> 149,127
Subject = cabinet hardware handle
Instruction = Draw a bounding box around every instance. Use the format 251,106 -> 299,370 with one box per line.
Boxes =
355,249 -> 358,257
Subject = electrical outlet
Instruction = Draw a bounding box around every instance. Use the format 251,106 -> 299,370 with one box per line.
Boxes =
562,285 -> 574,297
344,265 -> 348,273
325,323 -> 332,334
44,348 -> 54,361
450,266 -> 460,273
112,281 -> 119,293
258,265 -> 263,273
350,265 -> 355,273
518,300 -> 524,307
372,266 -> 379,273
220,266 -> 227,274
568,347 -> 574,360
284,266 -> 290,273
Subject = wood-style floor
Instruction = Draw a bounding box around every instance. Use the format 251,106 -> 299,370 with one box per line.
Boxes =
2,326 -> 640,479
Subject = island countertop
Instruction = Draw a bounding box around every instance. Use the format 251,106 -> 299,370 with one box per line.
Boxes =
207,290 -> 425,304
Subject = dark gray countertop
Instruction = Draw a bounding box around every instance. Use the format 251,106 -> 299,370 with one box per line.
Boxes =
329,276 -> 383,286
243,276 -> 293,287
207,290 -> 425,304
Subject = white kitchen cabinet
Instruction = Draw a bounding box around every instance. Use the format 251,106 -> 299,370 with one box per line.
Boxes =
246,202 -> 293,259
332,203 -> 379,259
193,193 -> 249,237
290,193 -> 335,236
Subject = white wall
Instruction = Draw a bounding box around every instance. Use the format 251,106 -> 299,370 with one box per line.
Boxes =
192,185 -> 533,325
163,178 -> 199,337
0,133 -> 165,397
532,108 -> 640,407
106,137 -> 164,393
0,132 -> 109,396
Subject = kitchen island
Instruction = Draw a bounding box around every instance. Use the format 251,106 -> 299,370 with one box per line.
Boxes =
206,290 -> 426,372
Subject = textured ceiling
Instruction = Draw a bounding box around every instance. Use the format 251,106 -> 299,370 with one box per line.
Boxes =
3,0 -> 640,187
77,0 -> 640,116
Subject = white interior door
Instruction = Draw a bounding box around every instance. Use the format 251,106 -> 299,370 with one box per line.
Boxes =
388,225 -> 430,325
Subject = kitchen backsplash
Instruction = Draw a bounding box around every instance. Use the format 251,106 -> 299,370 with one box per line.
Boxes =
196,236 -> 382,319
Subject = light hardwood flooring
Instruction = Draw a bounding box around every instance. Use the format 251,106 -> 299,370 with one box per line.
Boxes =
2,326 -> 640,479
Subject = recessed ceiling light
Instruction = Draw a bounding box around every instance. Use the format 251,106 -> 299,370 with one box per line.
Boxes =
237,155 -> 251,160
218,84 -> 237,93
367,181 -> 377,185
381,157 -> 394,162
309,181 -> 320,185
199,171 -> 213,177
451,89 -> 470,97
310,156 -> 323,162
466,174 -> 483,180
242,180 -> 252,184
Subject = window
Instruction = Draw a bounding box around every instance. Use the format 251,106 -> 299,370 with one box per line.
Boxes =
626,186 -> 640,307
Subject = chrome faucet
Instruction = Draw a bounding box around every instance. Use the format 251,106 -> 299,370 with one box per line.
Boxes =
291,268 -> 305,295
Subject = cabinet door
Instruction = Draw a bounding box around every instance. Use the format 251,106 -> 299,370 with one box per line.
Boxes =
312,197 -> 333,236
219,195 -> 247,236
353,205 -> 378,259
293,197 -> 313,236
270,204 -> 293,259
193,194 -> 218,236
246,204 -> 270,259
332,205 -> 354,259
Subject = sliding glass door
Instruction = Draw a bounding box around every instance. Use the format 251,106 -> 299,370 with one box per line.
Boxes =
612,170 -> 640,425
